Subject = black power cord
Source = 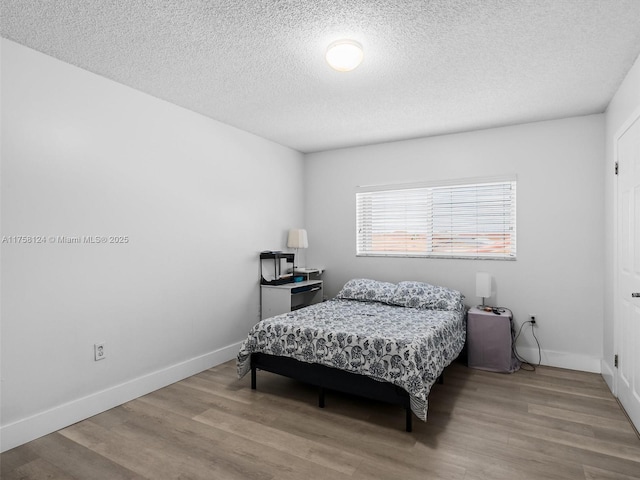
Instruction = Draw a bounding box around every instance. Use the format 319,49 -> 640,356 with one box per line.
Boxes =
512,319 -> 542,371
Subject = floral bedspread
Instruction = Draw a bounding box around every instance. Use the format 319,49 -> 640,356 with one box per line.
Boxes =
237,299 -> 466,421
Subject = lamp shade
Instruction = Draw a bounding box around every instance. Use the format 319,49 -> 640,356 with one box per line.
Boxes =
476,272 -> 492,299
287,229 -> 308,249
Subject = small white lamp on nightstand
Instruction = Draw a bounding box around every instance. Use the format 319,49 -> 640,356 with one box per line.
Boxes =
476,272 -> 492,308
287,228 -> 308,274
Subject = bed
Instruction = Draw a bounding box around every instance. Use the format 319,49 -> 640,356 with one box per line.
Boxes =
237,279 -> 466,431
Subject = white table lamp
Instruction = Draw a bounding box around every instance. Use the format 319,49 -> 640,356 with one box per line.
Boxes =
287,228 -> 308,273
476,272 -> 492,307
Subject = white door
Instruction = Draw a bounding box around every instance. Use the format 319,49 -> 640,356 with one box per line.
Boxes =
616,111 -> 640,431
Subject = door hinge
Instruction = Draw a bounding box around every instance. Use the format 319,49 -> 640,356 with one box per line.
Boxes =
614,354 -> 619,368
615,162 -> 619,175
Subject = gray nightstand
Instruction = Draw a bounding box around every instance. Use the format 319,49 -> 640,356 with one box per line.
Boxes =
467,307 -> 520,373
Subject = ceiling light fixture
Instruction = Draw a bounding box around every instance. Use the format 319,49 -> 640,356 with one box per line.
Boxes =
325,40 -> 364,72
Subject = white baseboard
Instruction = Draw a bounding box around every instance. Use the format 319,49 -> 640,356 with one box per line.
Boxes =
601,359 -> 616,394
0,341 -> 241,453
1,342 -> 604,452
516,347 -> 601,373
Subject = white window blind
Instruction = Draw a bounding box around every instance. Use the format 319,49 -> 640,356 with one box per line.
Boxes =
356,178 -> 516,259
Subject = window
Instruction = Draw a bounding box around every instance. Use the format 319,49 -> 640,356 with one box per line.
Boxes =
356,177 -> 516,259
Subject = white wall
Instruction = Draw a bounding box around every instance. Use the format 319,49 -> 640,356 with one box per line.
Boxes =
603,52 -> 640,391
305,115 -> 605,373
0,39 -> 305,451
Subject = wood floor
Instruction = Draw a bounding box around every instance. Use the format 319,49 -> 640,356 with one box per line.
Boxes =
2,360 -> 639,480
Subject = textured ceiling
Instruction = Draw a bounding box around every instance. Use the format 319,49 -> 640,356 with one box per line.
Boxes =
2,1 -> 640,153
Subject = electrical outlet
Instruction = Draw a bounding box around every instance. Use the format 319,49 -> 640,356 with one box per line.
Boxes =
530,314 -> 537,326
94,342 -> 106,361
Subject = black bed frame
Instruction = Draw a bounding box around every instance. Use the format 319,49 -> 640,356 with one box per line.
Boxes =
250,352 -> 444,432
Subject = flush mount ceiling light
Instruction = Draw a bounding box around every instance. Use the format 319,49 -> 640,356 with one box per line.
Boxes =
325,39 -> 364,72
